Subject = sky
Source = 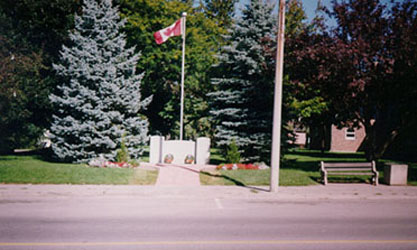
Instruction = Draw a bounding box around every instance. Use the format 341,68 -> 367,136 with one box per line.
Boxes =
234,0 -> 335,26
236,0 -> 332,19
236,0 -> 400,27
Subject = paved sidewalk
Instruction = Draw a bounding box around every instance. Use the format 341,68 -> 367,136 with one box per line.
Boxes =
1,184 -> 417,201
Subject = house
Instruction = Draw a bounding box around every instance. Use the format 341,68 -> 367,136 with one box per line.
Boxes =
329,125 -> 366,152
293,120 -> 415,160
294,123 -> 366,153
288,121 -> 308,148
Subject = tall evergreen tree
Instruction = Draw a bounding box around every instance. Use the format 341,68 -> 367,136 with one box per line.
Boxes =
208,0 -> 276,162
50,0 -> 150,162
204,0 -> 237,29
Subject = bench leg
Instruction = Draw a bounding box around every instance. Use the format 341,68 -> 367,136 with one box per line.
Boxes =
322,172 -> 328,185
372,161 -> 379,186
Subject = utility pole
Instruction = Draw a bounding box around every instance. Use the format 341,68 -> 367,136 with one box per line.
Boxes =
270,0 -> 286,192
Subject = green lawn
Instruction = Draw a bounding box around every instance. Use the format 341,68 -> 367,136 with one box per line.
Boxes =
202,149 -> 417,186
140,146 -> 150,163
404,162 -> 417,186
200,168 -> 318,186
210,148 -> 226,165
0,155 -> 158,185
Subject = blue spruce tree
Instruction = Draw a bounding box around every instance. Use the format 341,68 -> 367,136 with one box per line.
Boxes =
50,0 -> 150,162
209,0 -> 276,162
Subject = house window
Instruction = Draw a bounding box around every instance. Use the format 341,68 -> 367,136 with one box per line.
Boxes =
345,128 -> 356,140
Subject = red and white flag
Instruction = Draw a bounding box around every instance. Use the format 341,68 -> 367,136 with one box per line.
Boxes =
153,19 -> 183,44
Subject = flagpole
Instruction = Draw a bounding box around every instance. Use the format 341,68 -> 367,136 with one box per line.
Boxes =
180,12 -> 187,141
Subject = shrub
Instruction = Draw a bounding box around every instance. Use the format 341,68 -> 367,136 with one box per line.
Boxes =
116,140 -> 129,163
226,140 -> 241,163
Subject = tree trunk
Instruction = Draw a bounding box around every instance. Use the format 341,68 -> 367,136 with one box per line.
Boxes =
374,129 -> 399,159
320,123 -> 326,154
363,120 -> 376,161
364,119 -> 402,161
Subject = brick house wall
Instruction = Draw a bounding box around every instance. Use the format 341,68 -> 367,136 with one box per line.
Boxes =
330,125 -> 366,152
292,131 -> 306,148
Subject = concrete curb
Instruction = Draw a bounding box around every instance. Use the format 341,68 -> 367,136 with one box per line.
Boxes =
1,184 -> 417,201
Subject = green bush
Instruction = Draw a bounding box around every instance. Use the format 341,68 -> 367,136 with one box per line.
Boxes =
226,140 -> 241,163
116,140 -> 129,162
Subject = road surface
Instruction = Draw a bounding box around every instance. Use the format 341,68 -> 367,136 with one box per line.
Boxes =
0,185 -> 416,250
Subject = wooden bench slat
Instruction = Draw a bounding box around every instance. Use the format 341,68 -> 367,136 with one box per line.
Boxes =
322,162 -> 373,167
326,168 -> 372,171
327,172 -> 375,176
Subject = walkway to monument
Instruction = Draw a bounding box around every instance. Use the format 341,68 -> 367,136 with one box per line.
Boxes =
150,164 -> 217,187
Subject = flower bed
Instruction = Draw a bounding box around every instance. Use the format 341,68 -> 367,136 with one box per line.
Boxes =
88,157 -> 136,168
216,163 -> 267,170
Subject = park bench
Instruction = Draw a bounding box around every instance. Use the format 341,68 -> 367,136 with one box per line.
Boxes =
320,161 -> 379,186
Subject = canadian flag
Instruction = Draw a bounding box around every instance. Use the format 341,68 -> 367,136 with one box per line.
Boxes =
154,19 -> 183,44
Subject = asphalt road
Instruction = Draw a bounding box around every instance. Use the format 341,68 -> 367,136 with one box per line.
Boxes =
0,186 -> 417,250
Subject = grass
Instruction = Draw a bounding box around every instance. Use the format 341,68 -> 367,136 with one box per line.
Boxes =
408,162 -> 417,185
203,149 -> 417,186
210,148 -> 226,165
0,155 -> 158,185
203,148 -> 326,186
140,146 -> 150,163
201,168 -> 318,186
2,148 -> 415,187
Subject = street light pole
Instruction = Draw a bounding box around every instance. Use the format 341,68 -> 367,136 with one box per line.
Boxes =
270,0 -> 286,192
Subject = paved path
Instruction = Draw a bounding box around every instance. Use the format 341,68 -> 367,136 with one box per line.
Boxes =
152,164 -> 216,187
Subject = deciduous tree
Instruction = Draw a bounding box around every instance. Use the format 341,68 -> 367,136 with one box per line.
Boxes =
0,0 -> 81,152
118,0 -> 223,139
291,0 -> 417,160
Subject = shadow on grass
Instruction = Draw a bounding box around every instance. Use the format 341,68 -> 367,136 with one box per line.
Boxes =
0,156 -> 17,161
209,158 -> 224,166
10,148 -> 62,163
0,150 -> 46,162
309,176 -> 321,184
408,163 -> 417,183
290,150 -> 364,159
201,170 -> 245,186
200,171 -> 269,192
283,159 -> 319,172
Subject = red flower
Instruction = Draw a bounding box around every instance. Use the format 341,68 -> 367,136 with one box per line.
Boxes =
216,163 -> 259,170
